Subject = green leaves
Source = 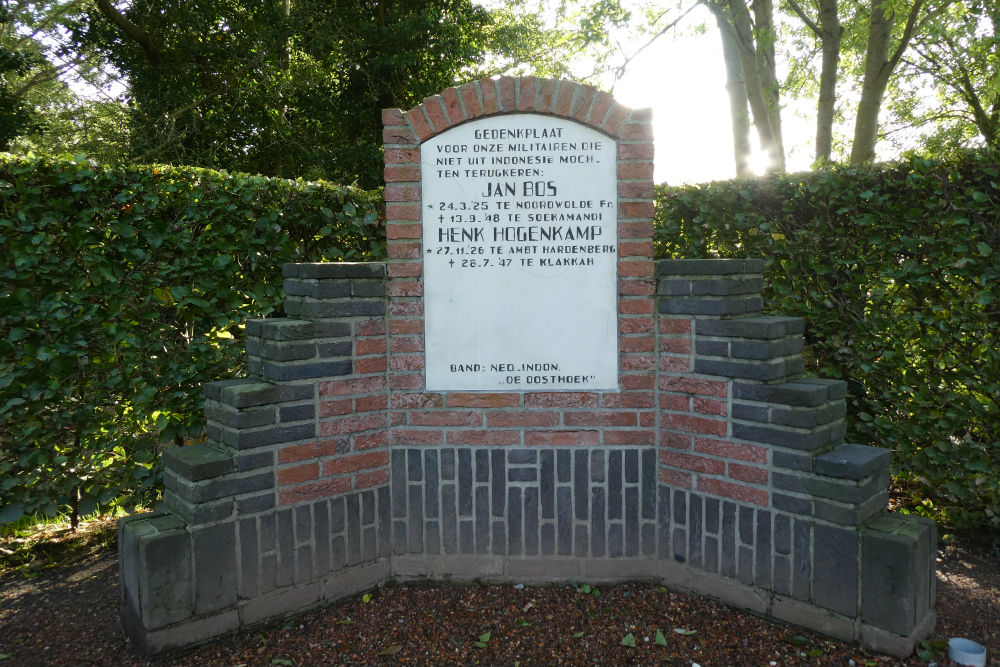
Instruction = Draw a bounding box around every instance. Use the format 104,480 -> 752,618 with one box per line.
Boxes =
473,631 -> 492,649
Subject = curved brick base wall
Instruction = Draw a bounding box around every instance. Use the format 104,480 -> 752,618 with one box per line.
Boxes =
120,259 -> 936,657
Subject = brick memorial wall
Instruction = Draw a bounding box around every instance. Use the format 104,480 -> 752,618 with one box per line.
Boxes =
119,77 -> 937,657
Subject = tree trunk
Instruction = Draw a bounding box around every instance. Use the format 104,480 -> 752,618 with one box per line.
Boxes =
815,0 -> 841,163
714,7 -> 753,177
751,0 -> 785,171
850,0 -> 892,164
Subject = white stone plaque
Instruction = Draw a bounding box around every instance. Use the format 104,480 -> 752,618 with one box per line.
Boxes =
422,113 -> 618,392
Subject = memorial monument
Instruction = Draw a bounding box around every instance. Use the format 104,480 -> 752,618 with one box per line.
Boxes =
118,77 -> 937,657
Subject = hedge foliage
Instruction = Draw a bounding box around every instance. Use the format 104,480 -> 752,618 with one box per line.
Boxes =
655,150 -> 1000,529
0,154 -> 382,525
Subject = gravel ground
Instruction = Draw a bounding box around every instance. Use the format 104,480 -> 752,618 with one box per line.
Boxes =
0,519 -> 996,667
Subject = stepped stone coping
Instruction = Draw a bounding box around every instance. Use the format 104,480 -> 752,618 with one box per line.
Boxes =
246,319 -> 352,341
733,378 -> 846,406
816,444 -> 892,481
657,258 -> 764,275
283,262 -> 387,279
696,316 -> 805,339
163,444 -> 233,482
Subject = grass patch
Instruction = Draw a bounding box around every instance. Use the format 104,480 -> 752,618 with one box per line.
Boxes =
0,512 -> 124,575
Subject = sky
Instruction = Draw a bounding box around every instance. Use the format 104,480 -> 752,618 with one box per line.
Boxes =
606,5 -> 815,185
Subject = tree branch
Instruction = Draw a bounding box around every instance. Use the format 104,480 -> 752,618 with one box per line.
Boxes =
94,0 -> 160,65
783,0 -> 821,37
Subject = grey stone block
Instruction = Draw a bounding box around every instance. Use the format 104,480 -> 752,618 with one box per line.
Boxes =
695,339 -> 730,357
121,518 -> 194,630
317,341 -> 353,358
245,339 -> 317,362
441,485 -> 457,554
239,518 -> 259,598
491,449 -> 505,517
203,378 -> 257,402
774,514 -> 791,555
806,472 -> 887,504
440,448 -> 456,480
192,522 -> 238,615
491,520 -> 505,556
659,295 -> 762,316
688,495 -> 702,568
509,448 -> 536,465
237,493 -> 275,515
162,491 -> 233,525
730,337 -> 802,361
353,279 -> 386,298
391,450 -> 407,518
237,450 -> 274,472
294,544 -> 313,584
733,379 -> 839,406
691,277 -> 765,296
739,505 -> 754,545
773,555 -> 791,596
672,527 -> 685,562
573,524 -> 588,558
816,444 -> 891,481
284,297 -> 385,319
792,520 -> 811,601
378,486 -> 391,558
861,514 -> 936,636
657,278 -> 693,296
245,318 -> 351,341
283,262 -> 386,280
815,490 -> 888,526
219,381 -> 313,409
641,522 -> 656,557
657,258 -> 764,276
657,485 -> 671,559
509,487 -> 523,555
283,278 -> 351,299
737,545 -> 754,585
772,449 -> 814,472
258,359 -> 352,382
205,402 -> 277,429
347,493 -> 362,565
525,487 -> 539,556
755,510 -> 772,587
541,522 -> 556,556
641,449 -> 656,519
424,451 -> 439,518
460,519 -> 474,554
769,402 -> 845,429
163,444 -> 233,482
279,403 -> 314,422
704,534 -> 719,572
590,449 -> 605,482
694,357 -> 790,382
557,486 -> 572,555
608,522 -> 624,557
475,486 -> 490,554
509,467 -> 537,482
314,500 -> 330,576
696,316 -> 804,340
574,450 -> 589,519
608,451 -> 622,520
732,422 -> 835,451
625,487 -> 640,556
813,524 -> 858,616
625,449 -> 639,483
557,449 -> 572,483
732,403 -> 770,422
277,509 -> 294,587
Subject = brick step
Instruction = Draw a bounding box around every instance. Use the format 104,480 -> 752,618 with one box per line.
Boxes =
282,262 -> 386,320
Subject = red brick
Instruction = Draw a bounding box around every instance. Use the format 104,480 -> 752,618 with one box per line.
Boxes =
661,412 -> 727,437
388,354 -> 423,371
387,261 -> 422,278
525,430 -> 600,446
355,356 -> 387,374
499,76 -> 516,111
618,240 -> 654,257
618,260 -> 654,277
320,413 -> 389,436
620,374 -> 655,390
460,83 -> 483,118
384,165 -> 420,183
517,76 -> 536,111
382,108 -> 404,126
318,437 -> 347,456
660,338 -> 691,354
405,108 -> 434,141
659,451 -> 724,475
319,376 -> 386,397
659,357 -> 690,374
355,320 -> 386,337
697,477 -> 768,506
586,91 -> 613,127
620,317 -> 654,334
447,393 -> 520,408
601,392 -> 654,409
602,102 -> 629,136
447,429 -> 521,446
391,336 -> 423,353
620,336 -> 655,353
620,182 -> 655,200
383,126 -> 416,145
487,411 -> 561,427
319,398 -> 353,418
279,442 -> 319,464
355,468 -> 390,489
659,394 -> 690,411
640,412 -> 656,427
604,430 -> 655,445
387,223 -> 421,240
279,477 -> 351,505
554,80 -> 577,116
658,466 -> 693,489
386,203 -> 420,221
659,430 -> 691,450
423,95 -> 450,132
355,338 -> 387,356
384,147 -> 420,164
389,301 -> 422,317
385,184 -> 420,202
617,161 -> 654,180
537,78 -> 556,112
659,376 -> 728,397
388,281 -> 422,297
619,222 -> 654,238
571,85 -> 597,122
659,317 -> 692,334
621,353 -> 655,371
619,297 -> 654,314
392,428 -> 444,445
409,410 -> 482,427
389,318 -> 423,335
356,394 -> 388,413
278,462 -> 318,486
619,278 -> 655,296
389,241 -> 421,260
524,392 -> 598,408
353,430 -> 388,450
618,142 -> 654,160
391,393 -> 442,409
323,451 -> 389,476
441,87 -> 464,123
480,78 -> 499,114
729,462 -> 768,485
619,201 -> 654,219
565,411 -> 637,427
695,397 -> 728,417
390,374 -> 424,390
695,438 -> 767,464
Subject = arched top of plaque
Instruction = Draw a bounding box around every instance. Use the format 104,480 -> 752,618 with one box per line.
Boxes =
382,77 -> 655,395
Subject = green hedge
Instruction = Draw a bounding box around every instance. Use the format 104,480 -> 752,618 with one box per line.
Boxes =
655,150 -> 1000,530
0,154 -> 383,525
